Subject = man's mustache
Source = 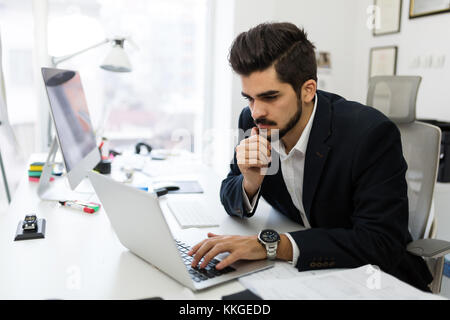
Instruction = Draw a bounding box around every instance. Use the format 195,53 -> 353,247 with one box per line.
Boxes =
254,118 -> 277,126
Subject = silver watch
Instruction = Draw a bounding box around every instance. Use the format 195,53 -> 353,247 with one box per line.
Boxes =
258,229 -> 280,260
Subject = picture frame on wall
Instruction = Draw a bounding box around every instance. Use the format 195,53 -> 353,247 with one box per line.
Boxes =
316,51 -> 331,69
373,0 -> 402,36
369,46 -> 398,79
409,0 -> 450,19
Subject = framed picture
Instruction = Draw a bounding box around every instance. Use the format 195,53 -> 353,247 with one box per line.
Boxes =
409,0 -> 450,19
373,0 -> 402,36
317,51 -> 331,69
369,46 -> 398,79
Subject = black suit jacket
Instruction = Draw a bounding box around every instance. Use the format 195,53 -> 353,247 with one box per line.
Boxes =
220,90 -> 433,291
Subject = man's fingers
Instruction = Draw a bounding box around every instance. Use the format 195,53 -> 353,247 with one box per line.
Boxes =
236,140 -> 271,164
237,158 -> 270,168
190,241 -> 214,267
237,159 -> 269,168
215,252 -> 240,270
188,238 -> 209,256
188,233 -> 220,258
208,232 -> 219,238
236,134 -> 270,151
241,141 -> 271,154
236,147 -> 270,162
236,149 -> 269,161
237,149 -> 271,167
199,243 -> 229,268
246,134 -> 270,150
188,235 -> 263,270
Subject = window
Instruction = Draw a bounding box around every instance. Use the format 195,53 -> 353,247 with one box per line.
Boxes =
0,0 -> 35,208
0,0 -> 35,126
48,0 -> 208,152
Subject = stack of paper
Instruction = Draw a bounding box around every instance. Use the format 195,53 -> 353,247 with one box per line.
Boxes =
239,263 -> 446,300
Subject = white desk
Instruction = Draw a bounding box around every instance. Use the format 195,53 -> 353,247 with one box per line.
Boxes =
0,153 -> 303,300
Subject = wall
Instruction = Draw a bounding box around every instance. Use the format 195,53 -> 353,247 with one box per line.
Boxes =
352,0 -> 450,121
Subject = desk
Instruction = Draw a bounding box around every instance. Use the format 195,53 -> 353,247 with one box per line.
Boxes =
0,153 -> 303,300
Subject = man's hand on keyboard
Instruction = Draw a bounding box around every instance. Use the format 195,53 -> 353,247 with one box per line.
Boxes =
188,232 -> 266,270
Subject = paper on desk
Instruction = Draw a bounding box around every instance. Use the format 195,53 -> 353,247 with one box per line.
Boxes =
240,264 -> 446,300
239,261 -> 340,283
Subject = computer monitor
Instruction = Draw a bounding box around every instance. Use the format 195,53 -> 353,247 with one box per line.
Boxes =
38,67 -> 100,200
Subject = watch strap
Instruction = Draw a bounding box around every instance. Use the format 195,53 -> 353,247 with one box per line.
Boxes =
265,243 -> 278,260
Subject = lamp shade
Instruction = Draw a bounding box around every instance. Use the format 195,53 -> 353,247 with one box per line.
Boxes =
100,41 -> 132,72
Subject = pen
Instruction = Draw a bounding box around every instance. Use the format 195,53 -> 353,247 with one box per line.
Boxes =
59,200 -> 100,214
70,200 -> 100,211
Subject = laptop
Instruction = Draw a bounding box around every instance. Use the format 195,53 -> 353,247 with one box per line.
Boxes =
88,171 -> 274,291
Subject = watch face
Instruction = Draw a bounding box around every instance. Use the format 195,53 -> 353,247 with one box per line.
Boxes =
260,229 -> 280,243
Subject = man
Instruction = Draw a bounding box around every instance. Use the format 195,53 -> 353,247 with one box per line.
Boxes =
188,22 -> 432,291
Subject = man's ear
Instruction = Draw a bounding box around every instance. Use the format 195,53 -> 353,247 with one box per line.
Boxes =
300,80 -> 317,104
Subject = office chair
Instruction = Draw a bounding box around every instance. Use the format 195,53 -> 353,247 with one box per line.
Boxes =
367,75 -> 450,294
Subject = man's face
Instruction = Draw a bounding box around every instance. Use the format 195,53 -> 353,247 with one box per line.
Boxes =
241,65 -> 302,140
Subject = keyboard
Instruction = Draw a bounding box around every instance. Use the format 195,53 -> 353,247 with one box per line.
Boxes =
175,240 -> 235,282
167,199 -> 219,228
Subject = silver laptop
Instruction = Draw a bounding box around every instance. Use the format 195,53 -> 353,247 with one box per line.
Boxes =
88,171 -> 274,291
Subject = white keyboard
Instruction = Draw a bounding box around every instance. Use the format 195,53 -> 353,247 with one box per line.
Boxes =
167,199 -> 219,228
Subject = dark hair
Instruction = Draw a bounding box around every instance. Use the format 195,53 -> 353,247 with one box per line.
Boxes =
228,22 -> 317,95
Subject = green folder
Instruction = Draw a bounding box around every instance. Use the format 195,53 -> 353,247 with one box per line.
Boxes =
28,171 -> 42,177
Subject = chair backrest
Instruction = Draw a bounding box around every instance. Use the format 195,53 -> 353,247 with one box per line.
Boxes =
367,76 -> 441,241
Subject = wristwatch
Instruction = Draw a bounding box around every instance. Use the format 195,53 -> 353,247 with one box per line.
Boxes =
258,229 -> 280,260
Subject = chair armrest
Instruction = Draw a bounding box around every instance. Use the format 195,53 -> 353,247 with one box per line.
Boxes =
407,238 -> 450,258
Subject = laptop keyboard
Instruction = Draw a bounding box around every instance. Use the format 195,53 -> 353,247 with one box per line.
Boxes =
175,239 -> 236,282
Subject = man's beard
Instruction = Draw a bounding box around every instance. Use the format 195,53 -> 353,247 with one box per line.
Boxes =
254,98 -> 302,141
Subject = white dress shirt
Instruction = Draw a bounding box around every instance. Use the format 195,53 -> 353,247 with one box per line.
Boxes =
242,94 -> 318,266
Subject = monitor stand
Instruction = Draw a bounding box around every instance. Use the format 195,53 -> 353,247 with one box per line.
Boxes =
37,138 -> 93,201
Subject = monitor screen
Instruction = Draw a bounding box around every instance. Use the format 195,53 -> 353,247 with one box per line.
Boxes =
41,68 -> 97,173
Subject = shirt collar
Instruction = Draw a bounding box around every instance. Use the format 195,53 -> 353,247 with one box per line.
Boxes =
273,93 -> 318,159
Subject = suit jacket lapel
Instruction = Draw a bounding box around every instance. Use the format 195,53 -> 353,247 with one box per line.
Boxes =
303,92 -> 333,221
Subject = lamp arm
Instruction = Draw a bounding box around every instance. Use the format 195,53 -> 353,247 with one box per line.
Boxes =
51,38 -> 109,66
